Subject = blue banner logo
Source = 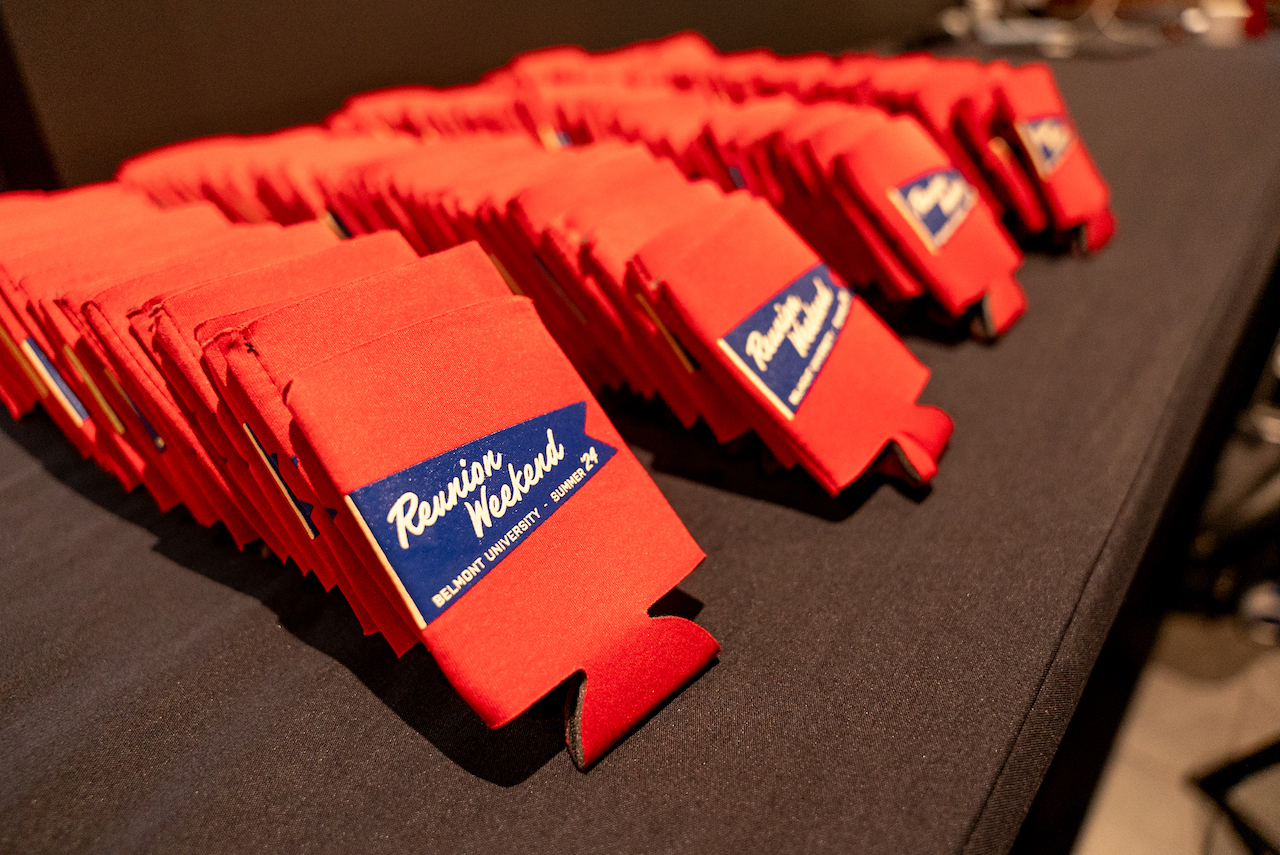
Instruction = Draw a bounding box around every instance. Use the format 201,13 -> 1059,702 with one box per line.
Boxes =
346,401 -> 616,626
889,168 -> 977,252
716,264 -> 852,420
1017,115 -> 1072,178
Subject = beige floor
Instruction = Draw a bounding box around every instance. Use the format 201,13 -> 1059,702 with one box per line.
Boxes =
1072,614 -> 1280,855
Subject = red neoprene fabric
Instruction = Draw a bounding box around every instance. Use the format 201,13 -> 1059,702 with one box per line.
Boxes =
599,38 -> 1106,251
49,223 -> 310,508
20,214 -> 272,485
912,58 -> 1047,233
0,205 -> 232,471
995,62 -> 1115,252
500,81 -> 1022,337
212,244 -> 517,652
0,198 -> 223,415
537,154 -> 751,440
67,222 -> 338,516
780,111 -> 931,306
330,33 -> 1115,262
78,223 -> 339,535
113,127 -> 396,224
504,144 -> 686,396
769,104 -> 926,303
626,193 -> 806,470
384,139 -> 623,389
0,297 -> 44,418
702,97 -> 802,203
836,115 -> 1026,336
145,232 -> 419,573
284,294 -> 718,768
634,195 -> 953,493
577,178 -> 753,442
850,53 -> 1018,227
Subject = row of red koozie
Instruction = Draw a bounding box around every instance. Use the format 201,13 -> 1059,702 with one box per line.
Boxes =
123,33 -> 1115,342
1,36 -> 1114,769
0,186 -> 721,769
121,131 -> 957,493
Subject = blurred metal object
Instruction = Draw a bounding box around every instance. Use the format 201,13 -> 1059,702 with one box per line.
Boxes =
935,0 -> 1265,56
1200,0 -> 1253,46
1183,326 -> 1280,620
1182,4 -> 1213,33
1193,736 -> 1280,854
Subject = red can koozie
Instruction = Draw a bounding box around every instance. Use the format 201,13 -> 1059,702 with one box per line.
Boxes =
284,294 -> 719,768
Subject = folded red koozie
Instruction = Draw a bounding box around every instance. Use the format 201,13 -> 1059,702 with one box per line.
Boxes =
994,62 -> 1115,253
144,232 -> 419,576
49,222 -> 322,507
284,293 -> 719,768
634,195 -> 953,493
0,205 -> 232,468
835,115 -> 1026,337
78,222 -> 339,534
211,244 -> 524,652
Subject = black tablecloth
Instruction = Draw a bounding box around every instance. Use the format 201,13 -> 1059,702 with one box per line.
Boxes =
3,38 -> 1280,855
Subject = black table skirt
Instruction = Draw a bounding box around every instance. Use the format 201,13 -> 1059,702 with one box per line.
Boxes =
3,38 -> 1280,855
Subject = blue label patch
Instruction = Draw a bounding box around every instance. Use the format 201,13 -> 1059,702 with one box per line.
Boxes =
889,168 -> 977,253
242,422 -> 318,539
345,401 -> 616,626
125,393 -> 166,451
716,264 -> 852,420
22,337 -> 89,426
103,369 -> 165,451
726,164 -> 747,189
537,125 -> 574,150
1016,115 -> 1072,178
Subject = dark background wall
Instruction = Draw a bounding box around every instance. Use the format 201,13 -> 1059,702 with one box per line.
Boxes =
0,0 -> 948,188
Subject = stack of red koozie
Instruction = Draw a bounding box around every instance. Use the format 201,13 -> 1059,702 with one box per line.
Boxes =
321,32 -> 1113,335
5,33 -> 1115,769
316,136 -> 955,490
122,130 -> 956,492
0,185 -> 719,769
